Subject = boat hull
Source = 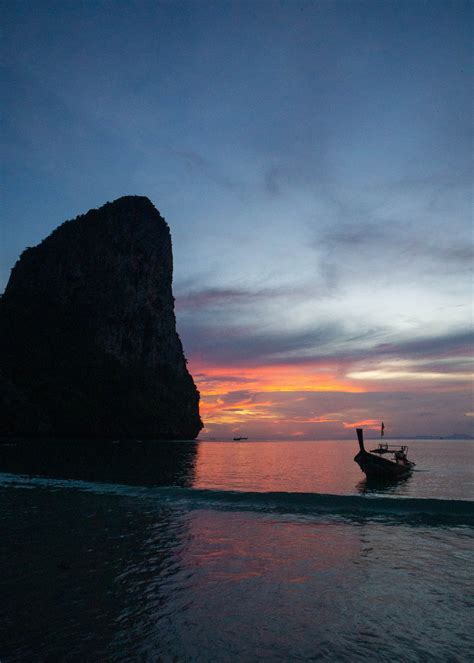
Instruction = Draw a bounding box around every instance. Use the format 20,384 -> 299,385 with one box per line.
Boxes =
354,450 -> 412,480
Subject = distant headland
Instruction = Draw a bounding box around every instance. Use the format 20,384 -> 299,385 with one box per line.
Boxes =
0,196 -> 203,439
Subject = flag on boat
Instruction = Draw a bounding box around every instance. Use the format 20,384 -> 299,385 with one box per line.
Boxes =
381,421 -> 385,437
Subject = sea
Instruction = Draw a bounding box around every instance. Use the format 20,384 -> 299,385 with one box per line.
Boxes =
1,438 -> 473,662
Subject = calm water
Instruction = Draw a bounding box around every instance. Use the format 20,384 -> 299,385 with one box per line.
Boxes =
1,439 -> 473,661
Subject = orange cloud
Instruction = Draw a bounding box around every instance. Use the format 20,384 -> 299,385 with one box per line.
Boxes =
343,419 -> 381,430
190,358 -> 365,397
190,356 -> 368,429
200,396 -> 278,424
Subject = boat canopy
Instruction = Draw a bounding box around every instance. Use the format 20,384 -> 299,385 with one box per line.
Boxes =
369,444 -> 409,455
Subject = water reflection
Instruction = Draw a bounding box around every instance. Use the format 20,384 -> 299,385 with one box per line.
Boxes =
2,440 -> 473,660
1,480 -> 194,660
193,440 -> 362,494
1,438 -> 472,500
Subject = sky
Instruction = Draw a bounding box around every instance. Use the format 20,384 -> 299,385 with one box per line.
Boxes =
2,0 -> 473,439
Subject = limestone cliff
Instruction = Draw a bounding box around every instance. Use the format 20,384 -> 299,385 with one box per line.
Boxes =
0,196 -> 203,439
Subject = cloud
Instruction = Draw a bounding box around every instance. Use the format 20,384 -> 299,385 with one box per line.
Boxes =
343,419 -> 380,430
181,308 -> 472,372
373,330 -> 474,360
175,285 -> 304,312
320,217 -> 472,274
194,373 -> 254,385
348,366 -> 471,383
304,175 -> 472,309
181,320 -> 350,365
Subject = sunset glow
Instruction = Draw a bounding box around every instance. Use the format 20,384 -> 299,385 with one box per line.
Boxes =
191,359 -> 365,396
190,358 -> 366,433
189,348 -> 473,438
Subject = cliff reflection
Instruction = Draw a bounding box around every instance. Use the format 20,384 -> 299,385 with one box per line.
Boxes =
0,439 -> 198,487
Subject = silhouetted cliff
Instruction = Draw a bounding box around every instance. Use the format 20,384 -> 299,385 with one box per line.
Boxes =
0,196 -> 202,439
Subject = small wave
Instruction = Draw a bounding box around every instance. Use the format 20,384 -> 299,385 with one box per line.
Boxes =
1,473 -> 473,526
157,487 -> 474,526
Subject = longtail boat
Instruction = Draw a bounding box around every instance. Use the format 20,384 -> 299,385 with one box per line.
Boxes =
354,427 -> 415,480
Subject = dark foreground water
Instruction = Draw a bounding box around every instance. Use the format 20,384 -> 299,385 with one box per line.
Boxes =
1,439 -> 473,661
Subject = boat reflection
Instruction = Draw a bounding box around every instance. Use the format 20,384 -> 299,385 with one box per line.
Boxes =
356,473 -> 413,496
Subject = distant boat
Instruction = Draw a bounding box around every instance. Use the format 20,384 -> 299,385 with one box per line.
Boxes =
233,436 -> 248,441
354,428 -> 415,480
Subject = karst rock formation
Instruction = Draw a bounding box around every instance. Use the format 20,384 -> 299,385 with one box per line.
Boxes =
0,196 -> 203,439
